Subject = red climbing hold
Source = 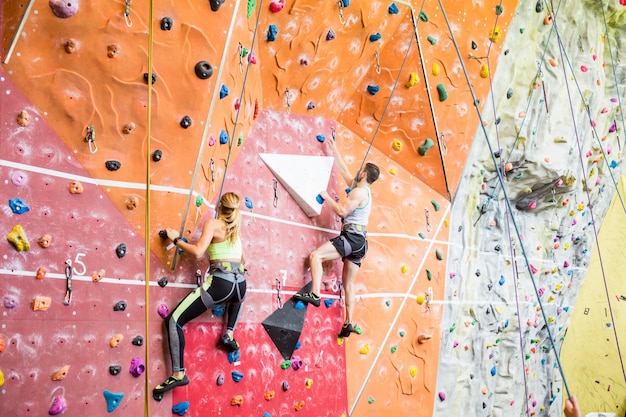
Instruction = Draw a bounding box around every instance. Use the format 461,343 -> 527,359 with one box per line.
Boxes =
269,0 -> 285,12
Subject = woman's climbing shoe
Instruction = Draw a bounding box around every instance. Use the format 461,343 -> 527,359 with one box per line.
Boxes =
220,334 -> 240,352
153,375 -> 189,395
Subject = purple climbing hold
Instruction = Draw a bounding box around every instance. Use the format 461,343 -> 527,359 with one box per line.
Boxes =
291,356 -> 303,370
307,101 -> 316,110
438,391 -> 446,401
49,0 -> 78,18
326,29 -> 336,41
129,357 -> 145,377
282,380 -> 289,391
157,303 -> 169,319
609,122 -> 617,133
3,295 -> 18,309
216,373 -> 225,386
172,401 -> 190,416
48,395 -> 68,415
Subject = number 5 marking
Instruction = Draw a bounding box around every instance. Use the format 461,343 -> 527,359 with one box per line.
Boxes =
73,253 -> 87,276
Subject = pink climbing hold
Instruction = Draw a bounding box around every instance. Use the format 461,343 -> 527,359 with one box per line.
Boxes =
48,395 -> 68,415
438,391 -> 446,401
157,303 -> 169,319
527,201 -> 537,209
580,65 -> 589,72
530,264 -> 538,274
248,52 -> 258,64
11,171 -> 26,186
269,0 -> 285,12
601,107 -> 609,113
563,260 -> 569,268
538,287 -> 545,297
49,0 -> 78,18
621,0 -> 626,6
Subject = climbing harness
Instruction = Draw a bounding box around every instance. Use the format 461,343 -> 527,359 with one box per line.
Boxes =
273,178 -> 279,207
63,260 -> 73,305
124,0 -> 133,27
84,125 -> 98,154
275,279 -> 283,309
374,50 -> 381,75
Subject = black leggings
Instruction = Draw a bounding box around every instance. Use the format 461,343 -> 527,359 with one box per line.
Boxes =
165,269 -> 246,372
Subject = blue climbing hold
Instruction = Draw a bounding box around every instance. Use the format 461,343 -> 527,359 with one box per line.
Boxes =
263,413 -> 271,417
316,194 -> 324,204
504,319 -> 509,328
294,300 -> 305,309
316,134 -> 325,143
245,197 -> 253,209
563,306 -> 569,312
326,29 -> 336,41
340,0 -> 350,6
172,401 -> 190,416
610,160 -> 618,168
295,340 -> 301,349
541,358 -> 546,365
103,390 -> 124,413
219,129 -> 229,144
498,275 -> 505,286
232,370 -> 244,382
267,24 -> 278,42
228,349 -> 241,364
490,366 -> 496,376
8,197 -> 29,214
345,187 -> 352,195
212,303 -> 226,317
367,85 -> 380,95
369,33 -> 382,42
388,2 -> 399,14
220,84 -> 229,99
324,299 -> 334,308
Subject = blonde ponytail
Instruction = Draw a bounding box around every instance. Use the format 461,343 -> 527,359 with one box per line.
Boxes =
217,192 -> 242,243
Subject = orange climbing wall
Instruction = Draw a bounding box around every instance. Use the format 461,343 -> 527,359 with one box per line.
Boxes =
1,0 -> 517,416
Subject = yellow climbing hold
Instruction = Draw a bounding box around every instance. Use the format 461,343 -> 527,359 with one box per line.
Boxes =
401,264 -> 409,274
6,224 -> 30,252
409,366 -> 417,377
480,64 -> 489,78
389,167 -> 397,175
359,343 -> 370,354
416,293 -> 426,305
405,72 -> 419,87
392,140 -> 403,151
432,63 -> 440,76
444,219 -> 449,227
0,369 -> 3,386
305,378 -> 313,389
337,337 -> 344,346
577,203 -> 585,211
547,296 -> 554,302
489,26 -> 502,42
495,306 -> 503,314
555,284 -> 562,291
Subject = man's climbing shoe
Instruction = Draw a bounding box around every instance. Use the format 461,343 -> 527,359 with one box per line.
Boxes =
220,334 -> 240,352
338,323 -> 355,338
293,292 -> 321,307
153,374 -> 189,395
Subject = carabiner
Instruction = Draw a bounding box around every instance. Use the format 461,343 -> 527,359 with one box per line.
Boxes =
124,0 -> 133,27
64,260 -> 73,305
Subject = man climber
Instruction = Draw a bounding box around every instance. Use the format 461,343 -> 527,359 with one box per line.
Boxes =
294,133 -> 380,338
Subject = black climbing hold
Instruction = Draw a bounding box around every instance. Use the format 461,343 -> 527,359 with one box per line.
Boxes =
535,0 -> 543,12
160,17 -> 173,30
144,73 -> 157,84
116,243 -> 127,259
158,229 -> 167,239
113,300 -> 127,311
504,49 -> 510,55
495,244 -> 501,251
194,61 -> 213,79
180,115 -> 192,129
475,269 -> 481,277
153,149 -> 162,162
261,282 -> 311,360
493,150 -> 501,158
153,392 -> 164,402
109,365 -> 122,375
471,40 -> 477,50
132,336 -> 143,346
495,116 -> 501,125
158,277 -> 168,288
506,88 -> 513,99
209,0 -> 226,11
488,283 -> 493,290
282,380 -> 289,391
105,160 -> 121,171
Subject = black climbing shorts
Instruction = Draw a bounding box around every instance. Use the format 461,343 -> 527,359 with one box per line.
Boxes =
330,231 -> 368,267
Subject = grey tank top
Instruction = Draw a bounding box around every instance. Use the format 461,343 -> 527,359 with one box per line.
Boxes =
343,186 -> 371,226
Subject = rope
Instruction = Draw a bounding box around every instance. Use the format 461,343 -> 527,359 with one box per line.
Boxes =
143,0 -> 155,414
548,0 -> 626,385
214,0 -> 265,211
436,0 -> 573,400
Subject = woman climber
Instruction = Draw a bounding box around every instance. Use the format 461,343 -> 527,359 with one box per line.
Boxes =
153,192 -> 247,398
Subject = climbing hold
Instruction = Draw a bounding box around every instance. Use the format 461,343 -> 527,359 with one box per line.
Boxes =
9,197 -> 29,214
369,33 -> 382,42
305,378 -> 313,389
105,160 -> 121,171
16,110 -> 30,126
471,40 -> 478,50
51,365 -> 70,381
359,343 -> 370,354
438,391 -> 446,401
426,269 -> 432,280
417,138 -> 434,156
435,249 -> 443,260
160,17 -> 173,30
115,243 -> 127,258
489,26 -> 502,42
264,390 -> 275,400
506,88 -> 513,99
282,380 -> 289,391
157,277 -> 168,288
36,266 -> 47,281
92,269 -> 105,283
326,29 -> 336,41
409,366 -> 417,377
315,194 -> 325,205
388,2 -> 399,14
129,357 -> 145,377
294,400 -> 305,411
210,0 -> 226,11
232,371 -> 244,382
431,200 -> 440,211
419,11 -> 428,21
69,180 -> 83,194
49,0 -> 78,18
543,14 -> 553,25
231,395 -> 244,406
48,395 -> 68,415
480,64 -> 489,78
114,301 -> 127,312
280,360 -> 292,370
436,84 -> 448,102
194,61 -> 213,79
132,336 -> 143,346
180,115 -> 192,129
0,335 -> 5,353
390,139 -> 403,152
269,0 -> 285,12
125,196 -> 138,210
122,122 -> 135,134
427,35 -> 437,45
157,304 -> 169,319
291,356 -> 303,370
307,101 -> 316,110
212,303 -> 226,317
103,390 -> 124,412
490,366 -> 496,376
405,72 -> 419,87
11,171 -> 26,186
31,296 -> 52,311
267,24 -> 278,42
367,85 -> 380,95
228,349 -> 241,364
109,334 -> 123,348
172,401 -> 190,416
316,134 -> 326,143
143,73 -> 157,84
0,369 -> 3,386
109,365 -> 121,376
340,0 -> 350,6
107,44 -> 119,58
7,224 -> 30,252
219,130 -> 229,145
216,373 -> 225,386
535,0 -> 543,12
495,4 -> 503,15
324,299 -> 333,308
220,84 -> 229,99
432,63 -> 440,76
3,296 -> 18,309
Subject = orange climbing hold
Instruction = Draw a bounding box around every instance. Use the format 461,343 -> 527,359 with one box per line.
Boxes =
51,365 -> 70,381
264,390 -> 275,400
38,234 -> 52,248
548,58 -> 558,67
36,266 -> 47,281
294,400 -> 305,411
69,180 -> 84,194
543,14 -> 552,25
109,334 -> 123,348
92,269 -> 105,282
231,395 -> 244,406
31,296 -> 52,311
0,335 -> 5,352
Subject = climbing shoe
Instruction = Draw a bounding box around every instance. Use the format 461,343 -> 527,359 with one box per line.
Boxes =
153,374 -> 189,394
220,334 -> 240,352
338,323 -> 355,338
293,292 -> 321,307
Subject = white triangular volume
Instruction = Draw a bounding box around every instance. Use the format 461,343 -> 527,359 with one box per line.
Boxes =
259,153 -> 335,217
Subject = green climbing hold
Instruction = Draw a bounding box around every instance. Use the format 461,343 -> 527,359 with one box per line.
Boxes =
526,353 -> 530,359
240,47 -> 249,58
495,5 -> 503,15
247,0 -> 256,18
368,396 -> 375,404
385,300 -> 391,307
436,84 -> 448,101
391,345 -> 397,353
418,138 -> 434,156
418,232 -> 426,239
449,323 -> 456,332
399,330 -> 406,337
520,27 -> 525,34
419,11 -> 428,22
436,249 -> 443,260
238,135 -> 243,146
426,269 -> 432,281
495,338 -> 501,344
427,35 -> 437,45
280,360 -> 291,370
354,324 -> 363,335
195,195 -> 203,207
431,199 -> 440,211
